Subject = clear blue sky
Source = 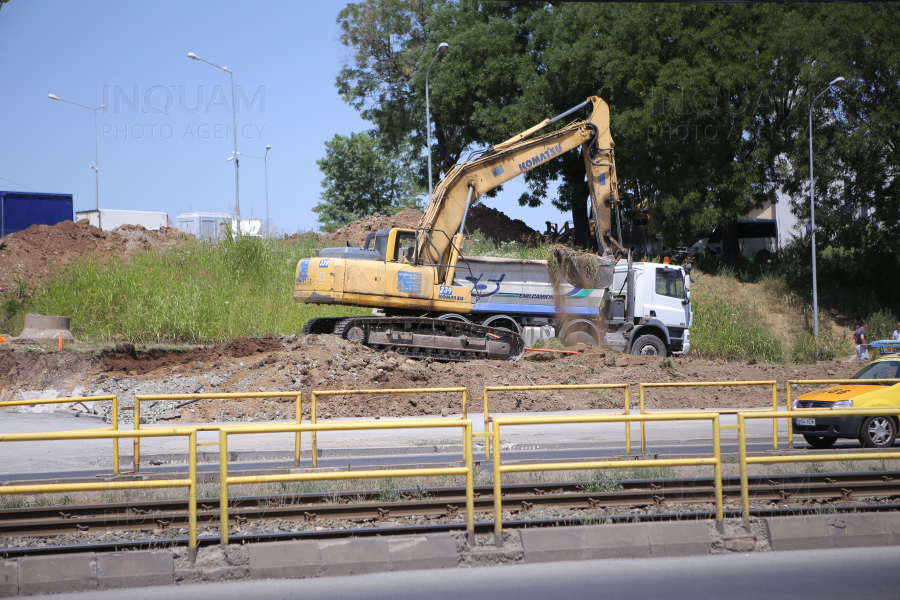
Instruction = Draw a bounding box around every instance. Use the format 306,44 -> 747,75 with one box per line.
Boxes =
0,1 -> 567,235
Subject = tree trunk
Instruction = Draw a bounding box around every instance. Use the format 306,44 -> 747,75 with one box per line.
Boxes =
560,158 -> 592,250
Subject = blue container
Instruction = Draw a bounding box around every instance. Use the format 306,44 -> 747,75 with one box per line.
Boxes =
0,191 -> 74,237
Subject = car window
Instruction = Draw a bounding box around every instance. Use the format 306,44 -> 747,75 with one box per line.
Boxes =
851,360 -> 900,380
655,269 -> 684,299
394,232 -> 417,263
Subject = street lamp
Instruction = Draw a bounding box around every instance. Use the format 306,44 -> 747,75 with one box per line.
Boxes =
230,145 -> 271,231
425,42 -> 449,201
809,76 -> 845,349
48,93 -> 105,211
189,52 -> 241,219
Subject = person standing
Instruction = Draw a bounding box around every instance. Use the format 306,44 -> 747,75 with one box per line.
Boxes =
892,322 -> 900,341
854,321 -> 869,361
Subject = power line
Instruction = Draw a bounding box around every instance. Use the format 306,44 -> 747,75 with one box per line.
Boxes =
0,176 -> 38,193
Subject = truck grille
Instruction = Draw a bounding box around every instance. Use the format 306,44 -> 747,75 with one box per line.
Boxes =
795,400 -> 835,409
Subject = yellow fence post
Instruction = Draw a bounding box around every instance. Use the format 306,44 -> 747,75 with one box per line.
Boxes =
294,392 -> 302,468
738,413 -> 750,529
219,428 -> 229,545
310,392 -> 318,468
712,414 -> 724,532
464,420 -> 475,545
133,395 -> 141,473
492,421 -> 503,547
111,395 -> 120,474
639,384 -> 646,454
188,430 -> 198,552
624,385 -> 631,455
786,381 -> 794,449
771,382 -> 779,450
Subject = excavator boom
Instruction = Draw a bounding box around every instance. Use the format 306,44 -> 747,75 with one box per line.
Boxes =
416,96 -> 622,278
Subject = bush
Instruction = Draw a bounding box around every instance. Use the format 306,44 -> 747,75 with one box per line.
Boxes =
865,309 -> 898,343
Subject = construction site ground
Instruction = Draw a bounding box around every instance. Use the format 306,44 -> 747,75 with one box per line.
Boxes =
0,335 -> 861,427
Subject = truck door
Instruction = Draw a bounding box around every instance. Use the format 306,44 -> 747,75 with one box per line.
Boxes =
647,267 -> 689,331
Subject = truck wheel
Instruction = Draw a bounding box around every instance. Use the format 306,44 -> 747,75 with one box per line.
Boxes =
858,416 -> 897,448
802,434 -> 836,449
563,331 -> 597,347
631,335 -> 665,356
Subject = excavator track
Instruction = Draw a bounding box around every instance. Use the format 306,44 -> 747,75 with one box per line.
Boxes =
303,317 -> 525,362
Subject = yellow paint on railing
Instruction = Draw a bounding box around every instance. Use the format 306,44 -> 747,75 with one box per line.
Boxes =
639,381 -> 779,453
784,379 -> 900,448
0,394 -> 121,474
489,412 -> 723,545
308,388 -> 467,467
737,407 -> 900,527
132,392 -> 302,472
216,419 -> 475,545
478,384 -> 631,459
0,428 -> 198,548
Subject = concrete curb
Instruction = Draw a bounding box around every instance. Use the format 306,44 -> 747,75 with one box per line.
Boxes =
3,516 -> 899,595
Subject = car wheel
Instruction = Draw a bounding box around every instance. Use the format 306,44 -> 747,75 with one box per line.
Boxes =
802,434 -> 836,449
858,416 -> 897,448
631,335 -> 665,356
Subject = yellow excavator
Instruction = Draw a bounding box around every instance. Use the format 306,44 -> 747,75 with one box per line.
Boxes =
296,96 -> 624,360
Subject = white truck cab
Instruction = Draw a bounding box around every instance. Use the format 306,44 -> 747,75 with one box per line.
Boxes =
605,259 -> 692,355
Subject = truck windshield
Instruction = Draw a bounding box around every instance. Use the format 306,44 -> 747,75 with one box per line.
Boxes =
655,268 -> 684,299
851,360 -> 900,381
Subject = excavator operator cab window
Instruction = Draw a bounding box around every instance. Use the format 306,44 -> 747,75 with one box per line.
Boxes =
395,231 -> 417,263
373,229 -> 390,261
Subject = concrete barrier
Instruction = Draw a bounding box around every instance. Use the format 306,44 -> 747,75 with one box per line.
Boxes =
12,314 -> 75,344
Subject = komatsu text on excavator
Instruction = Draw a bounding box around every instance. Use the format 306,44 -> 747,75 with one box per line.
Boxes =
295,96 -> 693,361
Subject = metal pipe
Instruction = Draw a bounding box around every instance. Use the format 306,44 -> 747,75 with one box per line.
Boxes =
188,431 -> 197,549
548,100 -> 590,124
492,423 -> 502,546
219,429 -> 229,545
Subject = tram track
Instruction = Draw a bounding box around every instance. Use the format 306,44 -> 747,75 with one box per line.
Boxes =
2,471 -> 899,539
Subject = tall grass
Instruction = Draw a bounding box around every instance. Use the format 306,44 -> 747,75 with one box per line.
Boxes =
27,235 -> 366,343
689,267 -> 785,363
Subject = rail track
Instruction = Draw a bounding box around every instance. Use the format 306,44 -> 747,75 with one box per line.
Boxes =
2,471 -> 899,540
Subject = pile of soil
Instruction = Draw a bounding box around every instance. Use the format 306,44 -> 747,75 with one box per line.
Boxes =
328,208 -> 424,247
463,204 -> 540,245
0,220 -> 191,296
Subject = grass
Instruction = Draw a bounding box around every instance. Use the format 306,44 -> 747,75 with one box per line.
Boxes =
11,234 -> 367,343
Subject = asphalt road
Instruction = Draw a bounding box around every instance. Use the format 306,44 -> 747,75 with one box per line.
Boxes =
50,546 -> 900,600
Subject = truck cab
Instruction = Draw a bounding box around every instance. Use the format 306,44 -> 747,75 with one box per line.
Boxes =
605,261 -> 692,356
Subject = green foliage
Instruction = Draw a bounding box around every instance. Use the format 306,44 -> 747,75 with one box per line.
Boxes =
26,236 -> 367,343
462,229 -> 548,260
0,274 -> 30,334
790,327 -> 851,364
531,337 -> 565,351
865,310 -> 898,344
689,269 -> 785,363
314,131 -> 423,232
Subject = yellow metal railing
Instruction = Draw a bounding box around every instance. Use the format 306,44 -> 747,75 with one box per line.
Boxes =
0,395 -> 122,473
0,428 -> 198,548
477,384 -> 631,459
737,408 -> 900,526
639,381 -> 779,453
217,418 -> 476,544
785,379 -> 900,448
132,392 -> 302,471
308,388 -> 467,467
489,412 -> 723,545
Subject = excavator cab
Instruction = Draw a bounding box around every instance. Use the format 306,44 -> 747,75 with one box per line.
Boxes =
364,228 -> 417,263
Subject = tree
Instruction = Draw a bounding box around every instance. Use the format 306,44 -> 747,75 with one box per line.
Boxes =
313,131 -> 423,233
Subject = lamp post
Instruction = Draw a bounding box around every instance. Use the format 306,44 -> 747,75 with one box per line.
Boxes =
48,94 -> 105,211
189,52 -> 240,218
230,145 -> 270,231
808,76 -> 845,349
425,42 -> 449,201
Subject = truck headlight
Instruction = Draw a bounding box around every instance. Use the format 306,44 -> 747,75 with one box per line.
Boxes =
832,399 -> 853,409
791,400 -> 801,409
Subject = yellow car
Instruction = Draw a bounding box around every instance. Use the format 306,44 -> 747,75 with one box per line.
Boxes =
792,355 -> 900,449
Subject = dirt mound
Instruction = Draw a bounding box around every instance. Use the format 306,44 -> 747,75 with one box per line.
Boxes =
0,219 -> 194,296
221,335 -> 283,358
463,204 -> 539,245
99,336 -> 285,374
328,207 -> 424,247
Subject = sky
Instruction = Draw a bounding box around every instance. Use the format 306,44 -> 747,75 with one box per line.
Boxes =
0,1 -> 567,236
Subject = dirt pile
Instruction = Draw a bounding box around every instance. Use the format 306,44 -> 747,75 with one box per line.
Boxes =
0,333 -> 861,424
463,204 -> 540,245
328,207 -> 424,247
0,219 -> 192,295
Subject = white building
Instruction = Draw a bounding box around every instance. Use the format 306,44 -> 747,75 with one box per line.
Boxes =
176,212 -> 262,240
76,209 -> 172,231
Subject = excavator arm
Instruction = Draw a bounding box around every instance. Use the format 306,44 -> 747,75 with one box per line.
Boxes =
415,96 -> 623,285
